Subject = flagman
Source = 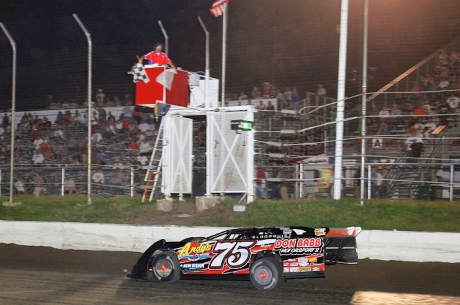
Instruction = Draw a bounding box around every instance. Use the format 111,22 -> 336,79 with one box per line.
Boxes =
210,0 -> 229,17
139,43 -> 176,70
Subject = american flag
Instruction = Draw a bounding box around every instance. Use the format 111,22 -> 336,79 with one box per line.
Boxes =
209,0 -> 229,17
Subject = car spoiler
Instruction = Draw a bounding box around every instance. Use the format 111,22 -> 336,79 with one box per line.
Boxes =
324,226 -> 362,265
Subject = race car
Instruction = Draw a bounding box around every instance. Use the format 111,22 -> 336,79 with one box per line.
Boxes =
127,226 -> 361,290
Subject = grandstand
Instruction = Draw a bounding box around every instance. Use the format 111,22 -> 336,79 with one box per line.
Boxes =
1,35 -> 460,201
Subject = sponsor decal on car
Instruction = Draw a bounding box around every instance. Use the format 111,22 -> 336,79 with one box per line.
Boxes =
314,228 -> 327,236
300,267 -> 312,272
290,267 -> 300,272
180,263 -> 206,271
275,238 -> 324,255
177,241 -> 213,260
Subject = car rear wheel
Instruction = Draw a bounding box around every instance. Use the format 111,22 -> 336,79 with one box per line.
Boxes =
147,251 -> 180,283
250,257 -> 283,290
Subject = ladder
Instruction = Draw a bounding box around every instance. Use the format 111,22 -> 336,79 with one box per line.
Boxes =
142,119 -> 165,202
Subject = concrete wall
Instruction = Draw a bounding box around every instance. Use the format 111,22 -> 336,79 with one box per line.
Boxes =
1,221 -> 459,263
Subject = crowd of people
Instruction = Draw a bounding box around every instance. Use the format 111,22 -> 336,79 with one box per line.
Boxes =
0,91 -> 167,196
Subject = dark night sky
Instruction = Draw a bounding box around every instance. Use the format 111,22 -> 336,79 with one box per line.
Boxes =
0,0 -> 460,111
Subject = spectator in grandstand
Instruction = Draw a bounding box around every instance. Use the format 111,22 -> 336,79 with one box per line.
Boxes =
251,86 -> 261,99
378,122 -> 391,136
263,82 -> 271,97
114,118 -> 124,133
438,50 -> 449,66
64,176 -> 77,195
255,167 -> 268,199
113,158 -> 124,169
53,127 -> 65,142
378,106 -> 390,122
92,169 -> 105,185
99,122 -> 116,139
428,79 -> 439,91
132,107 -> 142,124
369,104 -> 379,117
96,151 -> 108,165
437,100 -> 451,126
411,81 -> 423,99
424,117 -> 437,140
32,150 -> 44,165
39,140 -> 54,159
389,104 -> 401,124
145,120 -> 156,137
449,50 -> 460,68
238,91 -> 248,100
438,76 -> 450,89
139,139 -> 153,156
69,154 -> 81,166
14,177 -> 25,194
411,119 -> 425,136
91,109 -> 99,123
122,94 -> 133,106
405,130 -> 424,164
136,155 -> 149,166
140,43 -> 176,70
127,138 -> 139,151
107,111 -> 116,122
98,107 -> 107,122
369,168 -> 378,199
39,116 -> 52,130
120,102 -> 134,123
367,118 -> 380,135
291,88 -> 300,104
420,99 -> 432,115
138,120 -> 150,134
283,88 -> 292,103
277,98 -> 286,109
256,100 -> 266,111
54,111 -> 65,126
96,89 -> 105,105
270,162 -> 286,200
447,93 -> 460,113
0,145 -> 7,161
72,112 -> 86,125
107,171 -> 125,187
266,100 -> 275,111
32,172 -> 46,197
2,113 -> 9,130
91,129 -> 103,142
316,84 -> 327,96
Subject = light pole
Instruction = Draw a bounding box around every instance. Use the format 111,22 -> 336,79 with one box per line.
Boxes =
360,0 -> 369,205
73,14 -> 93,205
0,23 -> 17,204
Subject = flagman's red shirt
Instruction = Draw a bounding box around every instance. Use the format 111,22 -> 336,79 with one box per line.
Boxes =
144,51 -> 171,66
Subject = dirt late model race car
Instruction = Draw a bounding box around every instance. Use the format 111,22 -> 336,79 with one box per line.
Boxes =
128,226 -> 361,290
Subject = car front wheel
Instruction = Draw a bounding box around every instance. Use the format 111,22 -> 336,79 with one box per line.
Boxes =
147,251 -> 180,283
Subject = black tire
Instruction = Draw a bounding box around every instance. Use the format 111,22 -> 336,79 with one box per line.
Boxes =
147,251 -> 181,283
249,257 -> 284,290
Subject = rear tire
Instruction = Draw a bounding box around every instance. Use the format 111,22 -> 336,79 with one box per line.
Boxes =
250,257 -> 283,290
147,251 -> 180,283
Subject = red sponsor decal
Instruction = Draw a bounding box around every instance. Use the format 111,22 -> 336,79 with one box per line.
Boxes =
275,238 -> 322,248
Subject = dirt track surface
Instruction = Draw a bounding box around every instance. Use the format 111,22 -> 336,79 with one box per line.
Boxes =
1,243 -> 459,305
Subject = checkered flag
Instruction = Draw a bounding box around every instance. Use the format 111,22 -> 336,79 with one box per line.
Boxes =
128,63 -> 150,83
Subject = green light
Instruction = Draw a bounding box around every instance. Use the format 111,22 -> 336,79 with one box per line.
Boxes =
239,120 -> 253,131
